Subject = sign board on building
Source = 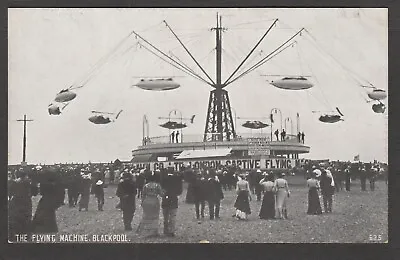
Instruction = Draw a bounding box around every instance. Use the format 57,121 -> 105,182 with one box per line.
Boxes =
247,137 -> 270,156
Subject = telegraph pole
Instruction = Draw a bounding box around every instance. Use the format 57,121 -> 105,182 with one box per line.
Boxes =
16,114 -> 34,165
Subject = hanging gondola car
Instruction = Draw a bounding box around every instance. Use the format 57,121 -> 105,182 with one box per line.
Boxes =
89,110 -> 123,124
48,102 -> 69,116
318,107 -> 344,123
367,89 -> 387,101
135,78 -> 180,91
270,76 -> 314,90
159,121 -> 188,129
54,89 -> 77,102
372,103 -> 386,113
242,120 -> 269,129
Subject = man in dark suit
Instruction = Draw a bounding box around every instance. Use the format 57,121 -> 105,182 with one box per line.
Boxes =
161,168 -> 183,236
116,172 -> 136,231
193,171 -> 207,220
205,171 -> 224,220
345,165 -> 351,191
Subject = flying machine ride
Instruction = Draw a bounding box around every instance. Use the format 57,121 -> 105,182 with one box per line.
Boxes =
372,102 -> 386,114
242,120 -> 269,129
318,107 -> 344,123
158,114 -> 195,130
270,76 -> 314,90
89,110 -> 123,124
54,88 -> 77,103
366,88 -> 387,101
134,78 -> 181,91
48,102 -> 69,116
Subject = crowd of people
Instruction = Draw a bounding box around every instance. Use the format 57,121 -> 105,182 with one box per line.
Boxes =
7,159 -> 387,241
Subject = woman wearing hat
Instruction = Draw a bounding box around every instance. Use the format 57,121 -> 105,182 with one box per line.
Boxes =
116,172 -> 137,231
307,169 -> 323,215
274,172 -> 290,219
92,179 -> 105,211
233,174 -> 252,220
259,173 -> 276,219
136,172 -> 164,237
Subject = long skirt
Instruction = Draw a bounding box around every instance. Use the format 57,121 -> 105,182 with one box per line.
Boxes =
259,191 -> 275,219
137,196 -> 160,236
31,197 -> 58,234
234,190 -> 251,219
275,189 -> 287,211
307,187 -> 322,215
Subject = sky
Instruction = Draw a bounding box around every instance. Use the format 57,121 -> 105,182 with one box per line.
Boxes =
8,8 -> 388,165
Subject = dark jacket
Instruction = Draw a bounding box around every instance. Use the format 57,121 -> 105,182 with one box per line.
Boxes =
205,177 -> 224,202
161,174 -> 183,209
192,177 -> 207,202
116,179 -> 137,211
320,175 -> 334,196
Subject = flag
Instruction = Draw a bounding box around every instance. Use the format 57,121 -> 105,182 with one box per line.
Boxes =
297,113 -> 300,117
270,113 -> 274,123
354,155 -> 360,161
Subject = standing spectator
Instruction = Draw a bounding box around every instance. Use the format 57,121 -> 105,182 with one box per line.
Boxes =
255,170 -> 263,201
171,131 -> 175,143
78,169 -> 91,211
281,129 -> 286,142
307,170 -> 322,215
297,132 -> 301,143
360,165 -> 367,191
274,172 -> 290,219
8,168 -> 35,242
234,174 -> 252,220
259,173 -> 276,219
369,166 -> 377,191
301,132 -> 305,144
161,170 -> 183,236
333,167 -> 343,192
175,130 -> 180,143
32,167 -> 64,234
193,171 -> 207,220
136,170 -> 145,198
205,172 -> 224,220
274,129 -> 279,141
345,166 -> 351,191
92,179 -> 105,211
136,173 -> 164,237
116,172 -> 137,231
320,169 -> 335,213
67,169 -> 80,207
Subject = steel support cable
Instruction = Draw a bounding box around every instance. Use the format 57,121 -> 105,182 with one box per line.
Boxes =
226,35 -> 300,86
169,50 -> 208,80
303,31 -> 372,102
224,19 -> 278,85
226,28 -> 304,86
132,30 -> 212,85
304,29 -> 375,87
70,31 -> 136,90
138,43 -> 212,86
163,21 -> 216,85
81,43 -> 138,87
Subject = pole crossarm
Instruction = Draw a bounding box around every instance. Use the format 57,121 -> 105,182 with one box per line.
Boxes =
226,28 -> 305,86
163,21 -> 216,86
223,19 -> 278,85
138,42 -> 212,86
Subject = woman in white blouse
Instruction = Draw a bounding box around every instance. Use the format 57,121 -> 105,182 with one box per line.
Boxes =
274,172 -> 290,219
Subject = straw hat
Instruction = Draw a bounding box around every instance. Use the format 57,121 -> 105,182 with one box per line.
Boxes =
313,169 -> 322,178
96,180 -> 104,185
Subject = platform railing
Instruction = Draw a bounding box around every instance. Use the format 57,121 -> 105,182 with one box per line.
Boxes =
142,132 -> 302,146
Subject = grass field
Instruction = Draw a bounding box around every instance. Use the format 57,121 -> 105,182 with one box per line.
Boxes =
31,176 -> 388,243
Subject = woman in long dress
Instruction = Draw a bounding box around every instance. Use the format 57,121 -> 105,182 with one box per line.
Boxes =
259,173 -> 276,219
136,172 -> 164,237
274,172 -> 290,219
307,169 -> 323,215
234,174 -> 252,220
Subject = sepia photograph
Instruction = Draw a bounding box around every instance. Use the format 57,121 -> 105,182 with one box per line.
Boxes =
7,8 -> 388,243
